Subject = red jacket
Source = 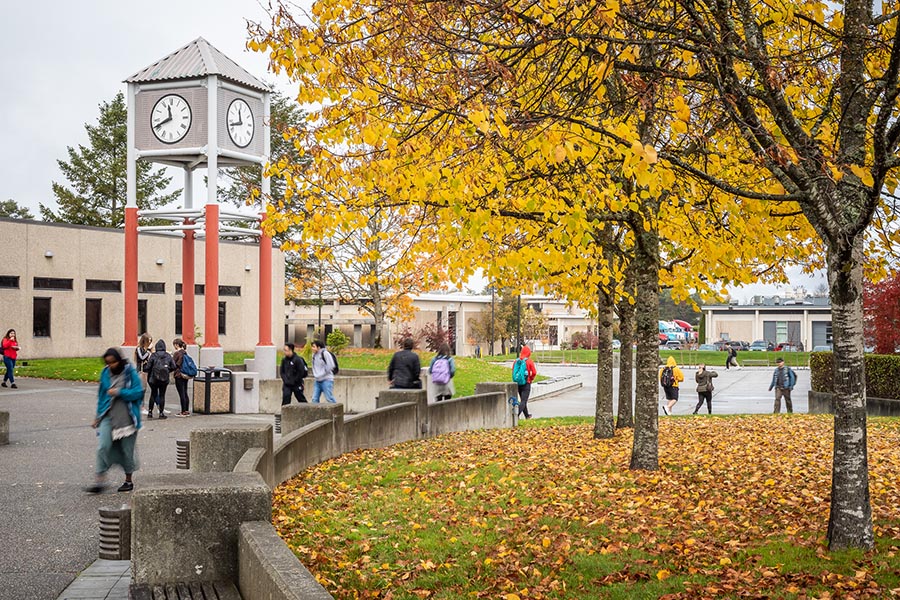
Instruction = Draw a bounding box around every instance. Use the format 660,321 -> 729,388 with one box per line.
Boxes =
520,346 -> 537,384
2,338 -> 19,360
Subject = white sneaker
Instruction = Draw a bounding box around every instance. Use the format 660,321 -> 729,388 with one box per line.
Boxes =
662,406 -> 670,415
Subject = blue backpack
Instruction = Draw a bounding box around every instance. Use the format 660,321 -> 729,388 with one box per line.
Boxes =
180,353 -> 198,378
512,358 -> 528,385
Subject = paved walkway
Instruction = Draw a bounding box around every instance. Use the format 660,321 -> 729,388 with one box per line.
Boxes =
0,378 -> 271,600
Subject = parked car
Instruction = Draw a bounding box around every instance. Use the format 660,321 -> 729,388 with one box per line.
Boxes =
726,340 -> 750,351
612,339 -> 621,350
812,345 -> 832,352
775,343 -> 802,352
698,343 -> 717,351
749,340 -> 769,351
664,340 -> 683,350
713,340 -> 730,351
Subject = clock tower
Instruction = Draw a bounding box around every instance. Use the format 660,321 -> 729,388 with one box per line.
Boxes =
124,37 -> 276,376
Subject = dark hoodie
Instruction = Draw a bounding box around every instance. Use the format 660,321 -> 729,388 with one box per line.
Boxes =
145,339 -> 175,384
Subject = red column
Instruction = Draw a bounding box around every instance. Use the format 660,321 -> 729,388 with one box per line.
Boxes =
204,204 -> 220,347
182,220 -> 195,344
258,214 -> 273,347
123,206 -> 139,345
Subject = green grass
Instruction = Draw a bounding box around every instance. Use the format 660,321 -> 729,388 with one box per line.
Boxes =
16,357 -> 105,381
491,348 -> 810,368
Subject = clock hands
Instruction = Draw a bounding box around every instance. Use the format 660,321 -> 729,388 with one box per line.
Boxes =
154,106 -> 175,130
229,108 -> 243,128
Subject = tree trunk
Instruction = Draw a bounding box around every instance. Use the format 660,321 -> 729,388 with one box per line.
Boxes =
825,234 -> 874,550
616,266 -> 635,429
371,288 -> 385,349
594,280 -> 615,439
629,219 -> 660,470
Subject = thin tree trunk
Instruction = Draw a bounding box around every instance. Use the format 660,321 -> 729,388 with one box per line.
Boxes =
371,287 -> 384,349
826,234 -> 873,550
594,277 -> 615,439
616,266 -> 635,429
629,219 -> 660,470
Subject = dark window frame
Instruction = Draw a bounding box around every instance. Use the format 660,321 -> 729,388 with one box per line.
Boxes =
86,279 -> 121,293
85,298 -> 102,337
218,301 -> 226,335
0,276 -> 19,289
33,277 -> 73,291
33,297 -> 51,337
219,285 -> 241,297
137,281 -> 165,294
175,283 -> 205,295
175,300 -> 182,336
137,299 -> 148,336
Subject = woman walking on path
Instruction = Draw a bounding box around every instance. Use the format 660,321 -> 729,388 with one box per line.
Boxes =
86,348 -> 143,494
659,355 -> 685,415
144,339 -> 175,419
513,345 -> 537,419
726,346 -> 742,370
1,329 -> 20,388
429,342 -> 456,402
171,338 -> 191,417
693,363 -> 718,414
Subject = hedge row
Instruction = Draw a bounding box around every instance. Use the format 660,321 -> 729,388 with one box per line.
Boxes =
810,352 -> 900,400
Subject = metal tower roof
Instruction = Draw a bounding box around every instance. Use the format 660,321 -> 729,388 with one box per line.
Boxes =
125,37 -> 269,92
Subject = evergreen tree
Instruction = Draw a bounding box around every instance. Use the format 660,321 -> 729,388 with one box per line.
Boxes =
0,199 -> 34,219
40,92 -> 179,227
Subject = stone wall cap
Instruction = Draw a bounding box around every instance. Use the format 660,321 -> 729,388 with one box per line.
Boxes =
190,423 -> 274,433
134,472 -> 268,492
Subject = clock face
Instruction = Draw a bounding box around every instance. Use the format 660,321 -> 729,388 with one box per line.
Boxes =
227,98 -> 254,148
150,94 -> 192,144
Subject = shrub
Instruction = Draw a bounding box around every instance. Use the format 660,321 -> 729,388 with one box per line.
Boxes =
570,331 -> 599,349
420,322 -> 451,352
809,352 -> 900,400
392,324 -> 424,349
326,330 -> 350,355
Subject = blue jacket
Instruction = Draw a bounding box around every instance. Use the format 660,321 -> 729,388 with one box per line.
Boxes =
769,366 -> 796,391
96,363 -> 144,429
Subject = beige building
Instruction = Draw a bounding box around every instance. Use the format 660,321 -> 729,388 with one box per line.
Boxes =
0,218 -> 284,358
285,292 -> 594,356
700,296 -> 832,349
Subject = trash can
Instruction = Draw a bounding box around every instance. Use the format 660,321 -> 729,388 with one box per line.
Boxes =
193,367 -> 233,414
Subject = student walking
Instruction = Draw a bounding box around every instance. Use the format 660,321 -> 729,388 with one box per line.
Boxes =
134,333 -> 153,397
171,339 -> 194,417
429,343 -> 456,401
1,329 -> 20,389
311,340 -> 338,403
659,356 -> 685,415
280,343 -> 309,404
86,348 -> 143,494
692,363 -> 718,414
512,345 -> 537,419
144,340 -> 175,419
769,357 -> 797,414
388,337 -> 423,390
725,346 -> 742,370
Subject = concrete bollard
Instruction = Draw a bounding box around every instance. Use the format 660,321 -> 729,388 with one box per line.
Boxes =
0,411 -> 8,445
98,505 -> 131,560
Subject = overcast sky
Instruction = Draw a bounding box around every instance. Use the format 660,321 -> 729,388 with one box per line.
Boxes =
0,0 -> 819,300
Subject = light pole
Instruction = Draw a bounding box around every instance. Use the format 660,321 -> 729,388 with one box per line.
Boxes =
516,293 -> 522,354
490,286 -> 495,356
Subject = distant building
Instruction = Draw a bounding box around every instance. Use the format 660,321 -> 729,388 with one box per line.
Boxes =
701,295 -> 832,349
0,218 -> 284,358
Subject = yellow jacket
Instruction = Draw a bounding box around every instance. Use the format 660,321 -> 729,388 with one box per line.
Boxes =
659,356 -> 685,388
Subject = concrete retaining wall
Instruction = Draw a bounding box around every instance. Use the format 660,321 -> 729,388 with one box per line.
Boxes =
260,375 -> 388,414
808,390 -> 900,416
131,472 -> 271,585
274,421 -> 338,486
0,411 -> 8,445
191,424 -> 274,489
238,521 -> 332,600
344,403 -> 419,453
282,403 -> 344,437
429,393 -> 509,436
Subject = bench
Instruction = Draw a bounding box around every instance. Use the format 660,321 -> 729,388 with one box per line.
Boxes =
741,358 -> 770,367
130,581 -> 242,599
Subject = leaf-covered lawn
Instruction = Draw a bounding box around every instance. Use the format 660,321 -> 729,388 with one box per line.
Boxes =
274,416 -> 900,599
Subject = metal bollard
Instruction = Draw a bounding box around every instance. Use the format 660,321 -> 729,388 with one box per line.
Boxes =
175,438 -> 190,469
98,505 -> 131,560
274,413 -> 282,434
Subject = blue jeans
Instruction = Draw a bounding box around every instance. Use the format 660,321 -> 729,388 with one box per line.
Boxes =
2,356 -> 14,383
312,379 -> 336,403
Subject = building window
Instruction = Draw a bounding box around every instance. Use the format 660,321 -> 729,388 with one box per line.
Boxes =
33,298 -> 51,337
0,276 -> 19,289
219,285 -> 241,297
85,299 -> 102,337
86,279 -> 121,292
218,301 -> 226,335
175,283 -> 204,295
33,277 -> 73,290
138,281 -> 165,294
138,299 -> 148,335
175,300 -> 182,336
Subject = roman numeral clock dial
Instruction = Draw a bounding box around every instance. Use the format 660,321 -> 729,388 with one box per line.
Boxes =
227,98 -> 254,148
150,94 -> 191,144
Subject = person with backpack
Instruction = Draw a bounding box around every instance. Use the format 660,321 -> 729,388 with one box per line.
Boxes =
725,345 -> 742,370
388,337 -> 423,390
144,339 -> 175,419
280,343 -> 309,404
311,339 -> 338,403
2,329 -> 20,389
769,357 -> 797,413
86,348 -> 143,494
171,338 -> 197,417
659,355 -> 685,415
133,333 -> 153,397
512,345 -> 537,419
429,342 -> 456,401
692,363 -> 719,414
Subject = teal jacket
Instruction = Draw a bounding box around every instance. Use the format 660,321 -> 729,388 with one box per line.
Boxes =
96,363 -> 144,429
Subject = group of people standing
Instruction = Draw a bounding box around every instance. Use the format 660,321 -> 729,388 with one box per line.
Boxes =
133,333 -> 194,418
659,356 -> 797,415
